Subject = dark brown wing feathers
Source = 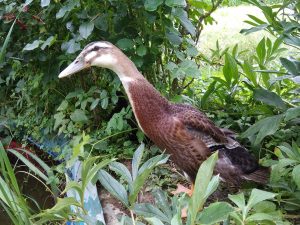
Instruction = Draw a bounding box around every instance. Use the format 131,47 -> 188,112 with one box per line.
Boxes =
168,103 -> 269,184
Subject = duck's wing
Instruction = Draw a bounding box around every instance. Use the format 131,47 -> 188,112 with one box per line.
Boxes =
173,104 -> 227,144
172,104 -> 268,184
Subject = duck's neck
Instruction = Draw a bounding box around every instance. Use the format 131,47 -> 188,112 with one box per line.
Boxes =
111,57 -> 170,134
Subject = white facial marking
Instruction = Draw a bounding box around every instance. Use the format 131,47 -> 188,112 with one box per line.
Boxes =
95,42 -> 111,48
85,51 -> 97,62
92,54 -> 116,68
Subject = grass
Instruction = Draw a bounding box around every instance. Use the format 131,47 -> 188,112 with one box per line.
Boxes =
198,5 -> 273,56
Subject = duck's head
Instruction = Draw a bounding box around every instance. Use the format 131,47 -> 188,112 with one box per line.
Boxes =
58,41 -> 120,78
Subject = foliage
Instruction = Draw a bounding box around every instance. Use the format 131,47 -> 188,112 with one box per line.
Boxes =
0,0 -> 300,224
0,0 -> 221,157
0,141 -> 60,224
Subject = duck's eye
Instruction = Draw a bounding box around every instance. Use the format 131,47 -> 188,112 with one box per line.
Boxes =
92,46 -> 101,51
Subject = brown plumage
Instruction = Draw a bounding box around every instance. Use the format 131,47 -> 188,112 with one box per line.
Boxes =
58,41 -> 269,185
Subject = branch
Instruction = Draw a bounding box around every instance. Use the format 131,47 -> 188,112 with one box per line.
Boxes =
195,0 -> 224,43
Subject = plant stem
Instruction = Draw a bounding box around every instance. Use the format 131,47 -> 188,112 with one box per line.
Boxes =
130,210 -> 136,225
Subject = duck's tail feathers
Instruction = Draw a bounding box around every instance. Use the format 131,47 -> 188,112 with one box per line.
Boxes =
242,167 -> 270,184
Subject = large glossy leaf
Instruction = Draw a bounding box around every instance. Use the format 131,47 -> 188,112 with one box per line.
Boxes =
188,152 -> 218,224
246,189 -> 276,213
153,190 -> 173,220
292,165 -> 300,189
41,35 -> 56,50
228,192 -> 246,209
79,22 -> 94,39
98,170 -> 129,207
117,38 -> 134,50
138,154 -> 169,175
144,0 -> 163,11
197,202 -> 234,224
223,53 -> 238,87
109,161 -> 132,184
145,217 -> 165,225
70,109 -> 88,122
240,24 -> 268,35
285,106 -> 300,121
0,17 -> 17,63
242,60 -> 257,86
256,38 -> 266,64
23,40 -> 40,51
253,88 -> 286,109
132,143 -> 145,180
129,154 -> 168,206
241,115 -> 284,146
40,0 -> 50,7
172,8 -> 196,36
280,57 -> 300,76
246,212 -> 276,222
165,0 -> 187,7
7,149 -> 48,181
134,203 -> 169,222
61,39 -> 81,54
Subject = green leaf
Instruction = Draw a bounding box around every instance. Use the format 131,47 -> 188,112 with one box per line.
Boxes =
98,169 -> 129,207
240,24 -> 268,35
223,53 -> 238,87
0,17 -> 17,64
132,143 -> 145,180
41,0 -> 50,7
47,197 -> 81,211
109,162 -> 132,184
144,0 -> 163,11
228,192 -> 245,209
166,31 -> 182,46
292,165 -> 300,189
256,38 -> 266,64
188,152 -> 218,224
253,88 -> 286,109
61,39 -> 81,54
204,175 -> 220,199
8,149 -> 48,181
23,40 -> 40,51
241,115 -> 284,146
117,38 -> 134,50
57,100 -> 68,111
90,98 -> 100,110
79,22 -> 94,39
165,0 -> 187,7
41,36 -> 56,50
56,1 -> 80,19
246,189 -> 276,211
280,57 -> 300,76
145,217 -> 165,225
253,201 -> 276,213
134,203 -> 169,222
284,106 -> 300,121
197,202 -> 234,225
173,8 -> 196,36
246,213 -> 276,222
101,98 -> 109,109
70,109 -> 88,122
137,45 -> 147,56
243,60 -> 257,86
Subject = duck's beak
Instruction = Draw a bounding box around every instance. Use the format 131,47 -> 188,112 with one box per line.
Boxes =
58,57 -> 88,78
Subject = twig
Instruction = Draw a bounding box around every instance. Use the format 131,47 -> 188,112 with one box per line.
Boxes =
195,0 -> 224,44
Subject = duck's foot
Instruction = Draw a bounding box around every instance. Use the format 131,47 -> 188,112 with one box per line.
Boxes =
171,184 -> 194,196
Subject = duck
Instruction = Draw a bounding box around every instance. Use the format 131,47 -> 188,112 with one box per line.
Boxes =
58,41 -> 269,194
